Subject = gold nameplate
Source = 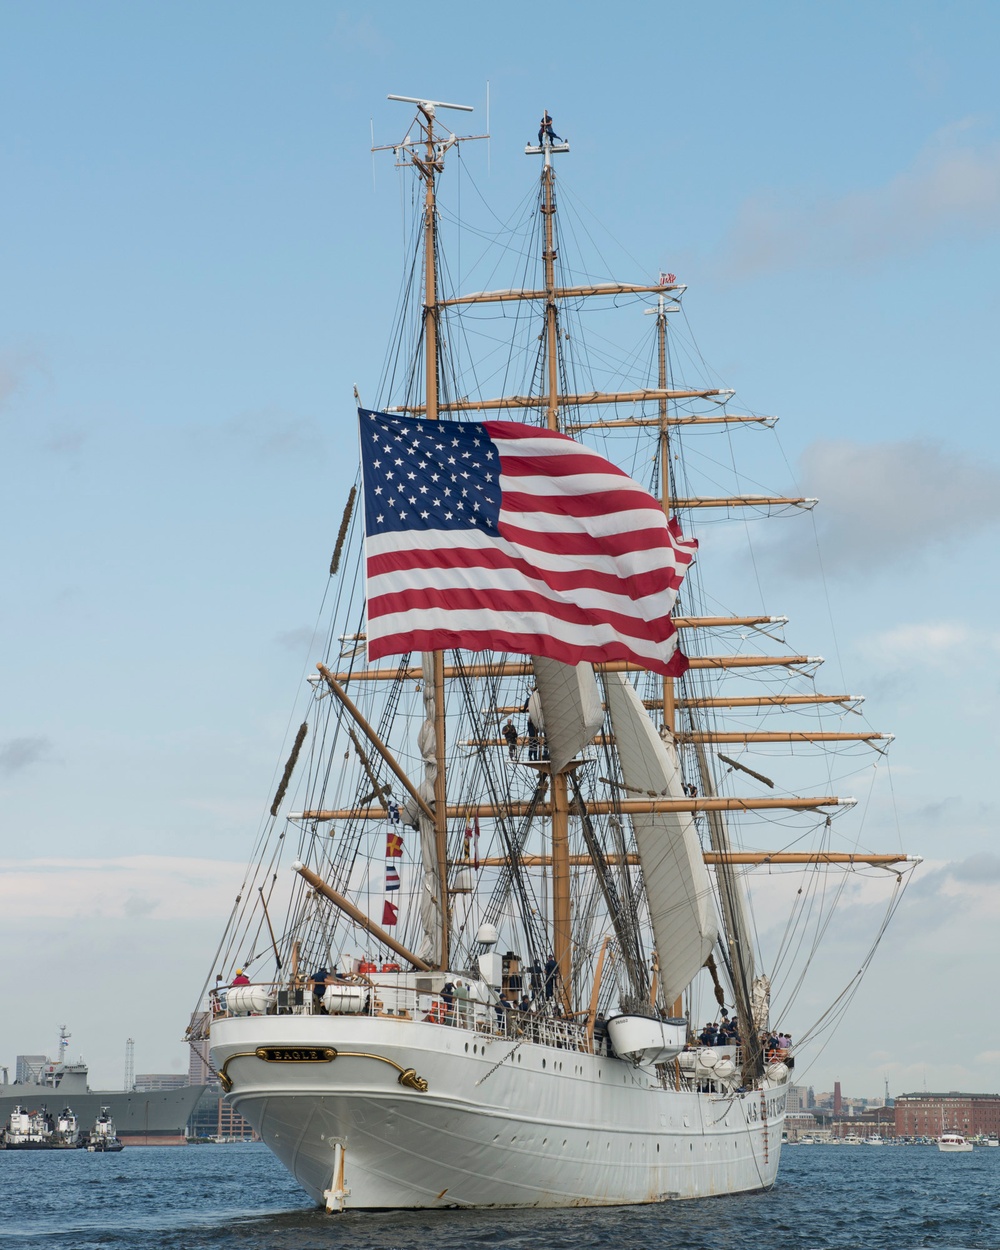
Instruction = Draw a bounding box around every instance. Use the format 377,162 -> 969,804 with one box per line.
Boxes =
254,1046 -> 337,1063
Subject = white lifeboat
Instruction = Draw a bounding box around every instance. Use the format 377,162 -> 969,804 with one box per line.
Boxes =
605,1015 -> 686,1064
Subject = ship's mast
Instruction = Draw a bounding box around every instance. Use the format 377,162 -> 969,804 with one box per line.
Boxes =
529,123 -> 574,1008
383,96 -> 479,970
651,293 -> 685,1018
656,297 -> 675,737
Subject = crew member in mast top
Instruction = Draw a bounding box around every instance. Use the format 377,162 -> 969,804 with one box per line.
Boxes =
538,110 -> 563,146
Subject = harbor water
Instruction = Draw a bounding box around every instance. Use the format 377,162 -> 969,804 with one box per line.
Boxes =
1,1142 -> 998,1249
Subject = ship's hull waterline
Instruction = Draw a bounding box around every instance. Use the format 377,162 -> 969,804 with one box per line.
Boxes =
212,1015 -> 786,1209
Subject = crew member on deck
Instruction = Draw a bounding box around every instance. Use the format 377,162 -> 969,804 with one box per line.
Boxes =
231,967 -> 250,986
311,967 -> 330,1012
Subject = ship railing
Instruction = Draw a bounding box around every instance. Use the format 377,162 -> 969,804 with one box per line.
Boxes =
210,979 -> 591,1052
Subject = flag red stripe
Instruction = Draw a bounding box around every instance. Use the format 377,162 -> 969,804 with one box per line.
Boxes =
499,451 -> 635,481
498,519 -> 694,565
368,585 -> 680,646
368,626 -> 690,678
367,543 -> 688,598
502,487 -> 664,521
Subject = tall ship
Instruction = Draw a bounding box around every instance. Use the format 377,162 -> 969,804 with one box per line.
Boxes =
0,1028 -> 205,1144
199,99 -> 917,1210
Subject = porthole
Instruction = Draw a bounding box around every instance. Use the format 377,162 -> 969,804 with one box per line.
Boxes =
542,1059 -> 546,1069
464,1043 -> 469,1053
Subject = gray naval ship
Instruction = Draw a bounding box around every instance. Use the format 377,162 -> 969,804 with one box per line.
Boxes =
1,1029 -> 205,1144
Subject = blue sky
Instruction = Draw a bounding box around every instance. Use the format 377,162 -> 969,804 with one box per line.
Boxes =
2,1 -> 999,1099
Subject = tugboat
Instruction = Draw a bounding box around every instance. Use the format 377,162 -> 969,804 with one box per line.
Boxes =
85,1106 -> 124,1152
50,1106 -> 83,1149
3,1104 -> 53,1149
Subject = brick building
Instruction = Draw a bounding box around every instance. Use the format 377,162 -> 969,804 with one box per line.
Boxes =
895,1092 -> 1000,1137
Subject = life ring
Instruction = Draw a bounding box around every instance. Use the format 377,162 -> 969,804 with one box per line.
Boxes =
423,1000 -> 446,1024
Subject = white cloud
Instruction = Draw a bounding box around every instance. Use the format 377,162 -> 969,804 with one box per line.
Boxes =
0,856 -> 243,921
220,407 -> 324,460
858,621 -> 1000,670
0,348 -> 42,415
721,122 -> 1000,276
274,625 -> 318,653
0,736 -> 53,776
766,438 -> 1000,577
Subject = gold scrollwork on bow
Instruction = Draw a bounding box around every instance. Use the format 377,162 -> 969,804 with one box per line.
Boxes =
217,1045 -> 428,1094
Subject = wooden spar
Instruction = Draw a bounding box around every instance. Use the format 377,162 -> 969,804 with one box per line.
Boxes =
294,795 -> 853,821
327,656 -> 824,683
461,852 -> 918,868
540,137 -> 573,1011
676,695 -> 862,709
586,936 -> 611,1044
463,730 -> 890,745
315,663 -> 434,822
291,939 -> 300,988
258,885 -> 282,970
292,861 -> 432,971
695,735 -> 760,1084
569,414 -> 775,429
433,645 -> 450,970
326,615 -> 786,639
551,772 -> 572,1012
419,108 -> 449,970
671,496 -> 815,509
657,298 -> 675,737
347,728 -> 391,813
439,280 -> 682,306
405,387 -> 727,414
691,731 -> 890,744
675,615 -> 789,628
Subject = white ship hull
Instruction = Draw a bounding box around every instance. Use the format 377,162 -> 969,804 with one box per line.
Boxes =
211,1014 -> 785,1209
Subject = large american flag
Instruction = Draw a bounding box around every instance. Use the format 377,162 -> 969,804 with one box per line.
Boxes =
359,409 -> 696,676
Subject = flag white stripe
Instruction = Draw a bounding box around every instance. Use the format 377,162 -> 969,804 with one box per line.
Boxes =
372,605 -> 675,665
368,565 -> 679,626
500,471 -> 656,501
491,433 -> 626,461
366,528 -> 692,579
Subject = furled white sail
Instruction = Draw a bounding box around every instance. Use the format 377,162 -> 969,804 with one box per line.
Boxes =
400,652 -> 444,964
530,657 -> 605,774
604,672 -> 718,1005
